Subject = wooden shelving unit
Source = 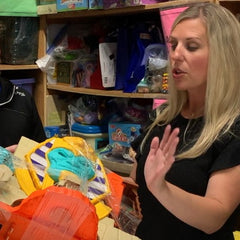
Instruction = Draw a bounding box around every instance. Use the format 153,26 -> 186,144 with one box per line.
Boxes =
3,0 -> 236,126
41,0 -> 216,125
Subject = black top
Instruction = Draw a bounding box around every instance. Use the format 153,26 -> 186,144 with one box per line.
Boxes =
0,77 -> 46,147
131,113 -> 240,240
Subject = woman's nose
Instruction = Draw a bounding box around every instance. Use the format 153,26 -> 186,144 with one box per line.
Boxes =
170,45 -> 184,61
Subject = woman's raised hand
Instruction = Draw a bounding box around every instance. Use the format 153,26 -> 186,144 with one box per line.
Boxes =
144,125 -> 179,193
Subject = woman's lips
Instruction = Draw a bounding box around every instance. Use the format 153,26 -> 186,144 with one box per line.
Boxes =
172,68 -> 185,79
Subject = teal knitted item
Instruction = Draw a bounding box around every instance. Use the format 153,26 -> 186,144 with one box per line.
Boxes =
0,146 -> 14,172
47,148 -> 95,182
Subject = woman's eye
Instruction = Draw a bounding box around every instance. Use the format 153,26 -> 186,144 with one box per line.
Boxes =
186,44 -> 199,51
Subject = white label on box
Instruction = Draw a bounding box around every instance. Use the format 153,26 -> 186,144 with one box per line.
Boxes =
99,42 -> 117,88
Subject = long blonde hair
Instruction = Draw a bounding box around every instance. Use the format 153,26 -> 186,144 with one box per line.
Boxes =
142,3 -> 240,159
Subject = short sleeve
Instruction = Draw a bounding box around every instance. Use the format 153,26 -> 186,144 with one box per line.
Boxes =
209,137 -> 240,174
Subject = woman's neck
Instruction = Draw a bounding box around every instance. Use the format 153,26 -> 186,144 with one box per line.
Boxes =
181,101 -> 205,119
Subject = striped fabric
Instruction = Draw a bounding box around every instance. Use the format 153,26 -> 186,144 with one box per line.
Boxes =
30,140 -> 54,183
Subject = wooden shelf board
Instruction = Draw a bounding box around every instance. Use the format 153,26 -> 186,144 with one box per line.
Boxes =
0,64 -> 39,71
47,83 -> 167,99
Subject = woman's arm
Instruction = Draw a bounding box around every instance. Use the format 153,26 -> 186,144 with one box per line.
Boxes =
144,125 -> 240,234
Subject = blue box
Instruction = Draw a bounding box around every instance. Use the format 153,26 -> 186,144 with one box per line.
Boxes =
44,126 -> 60,138
10,78 -> 35,95
88,0 -> 103,9
108,122 -> 141,148
56,0 -> 88,12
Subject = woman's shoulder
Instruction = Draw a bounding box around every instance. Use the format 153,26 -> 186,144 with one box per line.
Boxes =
230,115 -> 240,134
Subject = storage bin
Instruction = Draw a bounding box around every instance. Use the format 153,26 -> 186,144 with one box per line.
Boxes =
10,78 -> 35,95
72,123 -> 108,150
44,126 -> 60,138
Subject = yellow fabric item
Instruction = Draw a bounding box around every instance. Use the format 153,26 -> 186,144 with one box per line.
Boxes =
24,137 -> 76,190
14,168 -> 36,195
20,136 -> 110,204
234,231 -> 240,240
63,136 -> 98,163
95,201 -> 112,220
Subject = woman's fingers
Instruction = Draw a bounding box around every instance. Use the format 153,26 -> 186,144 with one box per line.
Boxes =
5,144 -> 18,153
162,127 -> 180,156
145,126 -> 180,193
159,124 -> 171,150
147,125 -> 179,168
147,137 -> 160,165
164,137 -> 179,171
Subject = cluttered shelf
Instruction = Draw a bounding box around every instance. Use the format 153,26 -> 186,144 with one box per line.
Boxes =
44,0 -> 212,19
0,64 -> 39,71
47,83 -> 167,98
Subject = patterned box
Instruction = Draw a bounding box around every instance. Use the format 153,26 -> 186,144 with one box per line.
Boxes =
56,0 -> 88,12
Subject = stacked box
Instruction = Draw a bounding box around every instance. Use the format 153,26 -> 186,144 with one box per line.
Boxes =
108,122 -> 141,148
102,0 -> 124,9
88,0 -> 103,9
56,0 -> 88,12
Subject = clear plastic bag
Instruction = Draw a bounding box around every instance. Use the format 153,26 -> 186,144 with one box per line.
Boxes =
137,43 -> 168,93
0,17 -> 38,65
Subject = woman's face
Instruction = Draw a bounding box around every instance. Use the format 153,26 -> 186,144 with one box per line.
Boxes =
169,18 -> 209,93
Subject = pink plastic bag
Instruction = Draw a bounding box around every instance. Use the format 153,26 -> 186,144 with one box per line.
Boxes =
160,6 -> 188,50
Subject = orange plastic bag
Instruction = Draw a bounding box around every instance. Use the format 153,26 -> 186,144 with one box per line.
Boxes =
0,186 -> 98,240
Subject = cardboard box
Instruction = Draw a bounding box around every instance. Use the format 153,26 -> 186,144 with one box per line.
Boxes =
46,95 -> 68,126
108,122 -> 141,148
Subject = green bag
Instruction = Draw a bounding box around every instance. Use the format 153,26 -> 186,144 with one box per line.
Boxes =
0,0 -> 37,16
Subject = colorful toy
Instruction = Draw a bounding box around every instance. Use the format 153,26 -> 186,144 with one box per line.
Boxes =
15,136 -> 110,204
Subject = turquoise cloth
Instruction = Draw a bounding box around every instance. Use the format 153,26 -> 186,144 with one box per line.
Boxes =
0,0 -> 37,16
47,148 -> 95,182
0,147 -> 14,172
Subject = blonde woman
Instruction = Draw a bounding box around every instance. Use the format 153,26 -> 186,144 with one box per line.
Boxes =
130,3 -> 240,240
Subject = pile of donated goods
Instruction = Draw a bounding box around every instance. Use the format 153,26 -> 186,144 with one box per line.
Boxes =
0,135 -> 141,240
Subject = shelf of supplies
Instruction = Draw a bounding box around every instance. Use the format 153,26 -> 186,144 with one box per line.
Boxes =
47,83 -> 167,98
0,64 -> 39,71
46,0 -> 213,20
